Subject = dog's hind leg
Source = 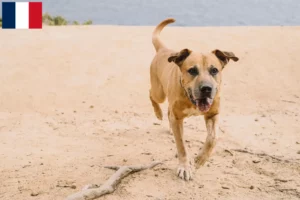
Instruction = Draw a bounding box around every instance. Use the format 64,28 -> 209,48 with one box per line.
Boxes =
149,88 -> 165,120
168,107 -> 173,134
149,73 -> 166,120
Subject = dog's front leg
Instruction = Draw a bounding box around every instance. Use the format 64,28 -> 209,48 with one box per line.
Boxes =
169,111 -> 192,181
195,114 -> 219,169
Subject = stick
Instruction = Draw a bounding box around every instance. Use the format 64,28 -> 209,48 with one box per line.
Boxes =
231,149 -> 286,162
224,149 -> 234,156
219,127 -> 225,133
281,100 -> 297,104
66,161 -> 162,200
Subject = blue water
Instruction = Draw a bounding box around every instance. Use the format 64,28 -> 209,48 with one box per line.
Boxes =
1,0 -> 300,26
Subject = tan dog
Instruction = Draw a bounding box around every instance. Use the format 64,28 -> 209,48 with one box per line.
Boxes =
149,18 -> 239,181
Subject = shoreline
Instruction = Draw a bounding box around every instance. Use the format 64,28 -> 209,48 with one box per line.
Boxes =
39,24 -> 300,28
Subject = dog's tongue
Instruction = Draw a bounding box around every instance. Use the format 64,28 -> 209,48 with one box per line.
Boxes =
196,98 -> 212,112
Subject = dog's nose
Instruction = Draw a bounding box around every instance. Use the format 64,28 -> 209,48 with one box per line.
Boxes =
200,85 -> 212,94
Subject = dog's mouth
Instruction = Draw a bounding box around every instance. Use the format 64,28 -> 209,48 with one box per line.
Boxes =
195,98 -> 213,113
186,88 -> 213,112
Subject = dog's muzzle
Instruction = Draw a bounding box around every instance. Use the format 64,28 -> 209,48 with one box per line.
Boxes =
187,83 -> 215,113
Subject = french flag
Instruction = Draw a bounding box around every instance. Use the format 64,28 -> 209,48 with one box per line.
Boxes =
2,1 -> 42,29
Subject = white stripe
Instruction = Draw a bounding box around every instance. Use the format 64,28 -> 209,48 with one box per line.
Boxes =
15,2 -> 29,29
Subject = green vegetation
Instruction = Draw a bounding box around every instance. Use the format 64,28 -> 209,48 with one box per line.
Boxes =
83,20 -> 93,25
0,18 -> 2,26
42,13 -> 92,26
72,21 -> 80,25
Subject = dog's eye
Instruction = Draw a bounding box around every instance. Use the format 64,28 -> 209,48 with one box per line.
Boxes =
210,67 -> 219,76
187,67 -> 198,76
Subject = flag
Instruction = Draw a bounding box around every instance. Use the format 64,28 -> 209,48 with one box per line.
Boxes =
2,2 -> 42,29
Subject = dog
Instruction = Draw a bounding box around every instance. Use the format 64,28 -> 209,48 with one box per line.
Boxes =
149,18 -> 239,181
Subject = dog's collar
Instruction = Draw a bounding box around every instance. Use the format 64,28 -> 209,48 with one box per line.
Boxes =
179,77 -> 196,105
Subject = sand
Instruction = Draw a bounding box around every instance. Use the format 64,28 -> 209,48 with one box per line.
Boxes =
0,25 -> 300,200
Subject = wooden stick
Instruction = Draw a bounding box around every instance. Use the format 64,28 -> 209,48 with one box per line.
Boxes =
232,149 -> 286,162
66,161 -> 162,200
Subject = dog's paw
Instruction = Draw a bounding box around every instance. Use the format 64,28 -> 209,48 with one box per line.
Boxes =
194,155 -> 209,169
177,164 -> 193,181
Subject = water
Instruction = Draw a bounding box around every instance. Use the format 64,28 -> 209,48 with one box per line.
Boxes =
1,0 -> 300,26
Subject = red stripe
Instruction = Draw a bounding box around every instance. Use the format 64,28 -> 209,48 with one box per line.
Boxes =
29,2 -> 42,29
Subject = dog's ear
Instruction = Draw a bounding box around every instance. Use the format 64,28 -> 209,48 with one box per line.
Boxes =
212,49 -> 239,67
168,48 -> 192,67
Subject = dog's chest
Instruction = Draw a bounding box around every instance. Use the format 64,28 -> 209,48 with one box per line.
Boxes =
183,107 -> 202,117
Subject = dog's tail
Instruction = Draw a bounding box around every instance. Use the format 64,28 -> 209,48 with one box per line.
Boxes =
152,18 -> 175,52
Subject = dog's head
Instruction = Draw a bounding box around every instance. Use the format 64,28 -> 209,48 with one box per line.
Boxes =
168,48 -> 239,112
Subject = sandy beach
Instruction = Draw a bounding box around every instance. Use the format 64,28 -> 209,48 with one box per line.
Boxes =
0,25 -> 300,200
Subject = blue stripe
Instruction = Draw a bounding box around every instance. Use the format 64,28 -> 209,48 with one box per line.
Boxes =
2,2 -> 16,29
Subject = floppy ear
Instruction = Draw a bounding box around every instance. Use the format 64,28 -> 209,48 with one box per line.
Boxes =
168,48 -> 192,67
212,49 -> 239,67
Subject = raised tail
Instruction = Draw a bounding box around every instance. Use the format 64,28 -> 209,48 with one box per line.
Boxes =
152,18 -> 175,52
